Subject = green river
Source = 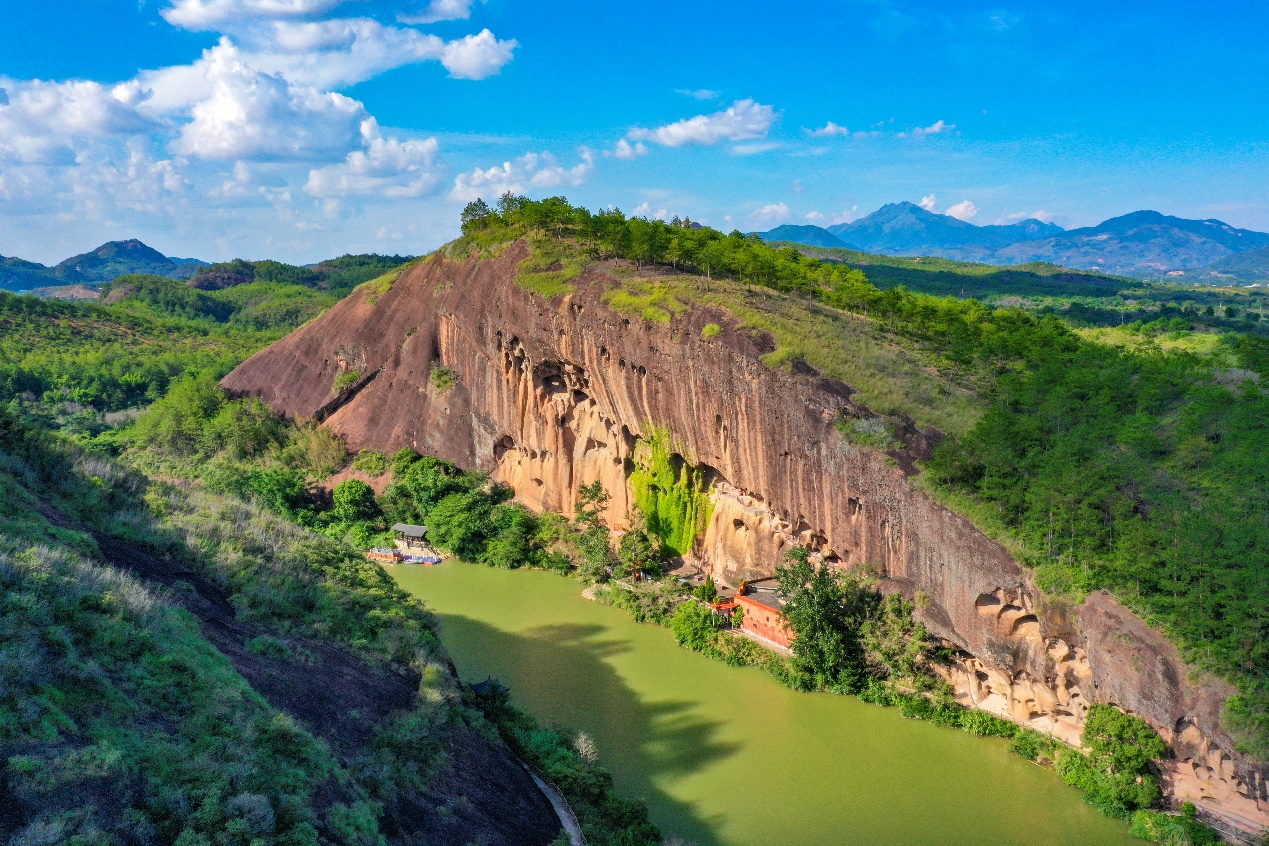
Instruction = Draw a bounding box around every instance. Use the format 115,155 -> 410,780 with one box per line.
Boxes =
392,561 -> 1136,846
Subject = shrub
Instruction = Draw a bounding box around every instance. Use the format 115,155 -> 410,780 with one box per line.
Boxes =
332,369 -> 362,394
352,450 -> 388,477
669,601 -> 720,651
429,367 -> 459,393
701,322 -> 721,339
960,709 -> 1018,738
1128,807 -> 1220,845
1009,728 -> 1054,760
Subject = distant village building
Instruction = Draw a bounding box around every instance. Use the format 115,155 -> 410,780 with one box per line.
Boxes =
734,578 -> 794,648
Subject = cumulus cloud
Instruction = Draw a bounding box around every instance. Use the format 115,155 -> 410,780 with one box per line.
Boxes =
2,0 -> 521,256
607,139 -> 647,160
807,121 -> 850,137
945,199 -> 979,221
0,78 -> 156,164
172,42 -> 366,161
161,0 -> 345,30
306,118 -> 441,198
399,0 -> 483,24
450,148 -> 595,202
919,194 -> 937,211
627,99 -> 778,148
749,202 -> 791,225
439,29 -> 517,79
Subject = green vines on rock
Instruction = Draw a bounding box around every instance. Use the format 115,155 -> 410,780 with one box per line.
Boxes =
628,427 -> 713,558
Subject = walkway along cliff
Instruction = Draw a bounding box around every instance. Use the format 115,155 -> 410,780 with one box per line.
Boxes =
222,242 -> 1269,835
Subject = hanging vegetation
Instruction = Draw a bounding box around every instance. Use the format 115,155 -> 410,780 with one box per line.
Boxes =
628,427 -> 714,558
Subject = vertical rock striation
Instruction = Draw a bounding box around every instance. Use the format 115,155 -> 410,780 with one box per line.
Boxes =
223,246 -> 1268,834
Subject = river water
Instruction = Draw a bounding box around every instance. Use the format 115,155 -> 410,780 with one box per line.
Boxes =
392,561 -> 1136,846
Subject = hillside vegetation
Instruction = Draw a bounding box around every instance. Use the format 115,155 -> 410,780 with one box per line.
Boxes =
0,358 -> 656,845
454,195 -> 1269,759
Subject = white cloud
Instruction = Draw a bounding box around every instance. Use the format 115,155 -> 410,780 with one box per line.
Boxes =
0,78 -> 156,164
439,29 -> 517,79
1003,209 -> 1056,224
306,118 -> 441,198
161,0 -> 345,30
631,202 -> 668,220
627,99 -> 778,148
805,207 -> 859,225
919,194 -> 937,211
899,119 -> 954,140
399,0 -> 482,25
945,199 -> 979,221
675,88 -> 719,100
245,20 -> 516,88
607,139 -> 647,160
731,141 -> 781,155
749,202 -> 791,225
807,121 -> 850,137
172,42 -> 367,161
450,148 -> 595,202
0,0 -> 520,259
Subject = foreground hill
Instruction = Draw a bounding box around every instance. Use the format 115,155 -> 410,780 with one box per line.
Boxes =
0,408 -> 565,844
222,198 -> 1269,835
758,203 -> 1269,279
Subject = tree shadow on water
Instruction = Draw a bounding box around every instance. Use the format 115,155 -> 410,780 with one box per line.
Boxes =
441,616 -> 736,846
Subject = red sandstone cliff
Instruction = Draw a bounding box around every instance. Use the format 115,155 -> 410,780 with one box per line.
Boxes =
222,244 -> 1268,833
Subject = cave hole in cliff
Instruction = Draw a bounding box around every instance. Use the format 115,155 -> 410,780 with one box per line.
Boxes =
733,519 -> 747,531
975,592 -> 1004,615
534,361 -> 570,396
493,435 -> 516,462
573,389 -> 590,406
1010,614 -> 1042,638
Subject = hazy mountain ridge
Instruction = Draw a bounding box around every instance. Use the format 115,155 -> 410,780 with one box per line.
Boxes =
758,203 -> 1269,280
0,239 -> 209,292
825,201 -> 1063,255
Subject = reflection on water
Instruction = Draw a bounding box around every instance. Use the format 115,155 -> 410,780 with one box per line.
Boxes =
393,561 -> 1135,846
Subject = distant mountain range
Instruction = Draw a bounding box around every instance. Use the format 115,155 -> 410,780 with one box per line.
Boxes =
758,202 -> 1269,281
0,239 -> 208,292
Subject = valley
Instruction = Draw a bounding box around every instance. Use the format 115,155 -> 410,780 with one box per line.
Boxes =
2,197 -> 1266,845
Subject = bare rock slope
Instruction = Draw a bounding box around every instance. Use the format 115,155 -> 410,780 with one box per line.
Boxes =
224,244 -> 1268,833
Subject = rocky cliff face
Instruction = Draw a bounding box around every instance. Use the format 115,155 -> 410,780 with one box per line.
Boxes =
223,245 -> 1268,834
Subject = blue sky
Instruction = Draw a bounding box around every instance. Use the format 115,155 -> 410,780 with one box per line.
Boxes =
1,0 -> 1267,263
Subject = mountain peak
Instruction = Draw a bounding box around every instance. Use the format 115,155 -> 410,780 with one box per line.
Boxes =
53,239 -> 181,284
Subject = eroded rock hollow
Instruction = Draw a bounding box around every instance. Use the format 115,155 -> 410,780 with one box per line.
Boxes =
223,245 -> 1268,834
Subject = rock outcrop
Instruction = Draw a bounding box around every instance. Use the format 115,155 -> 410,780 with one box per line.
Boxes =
223,244 -> 1268,835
